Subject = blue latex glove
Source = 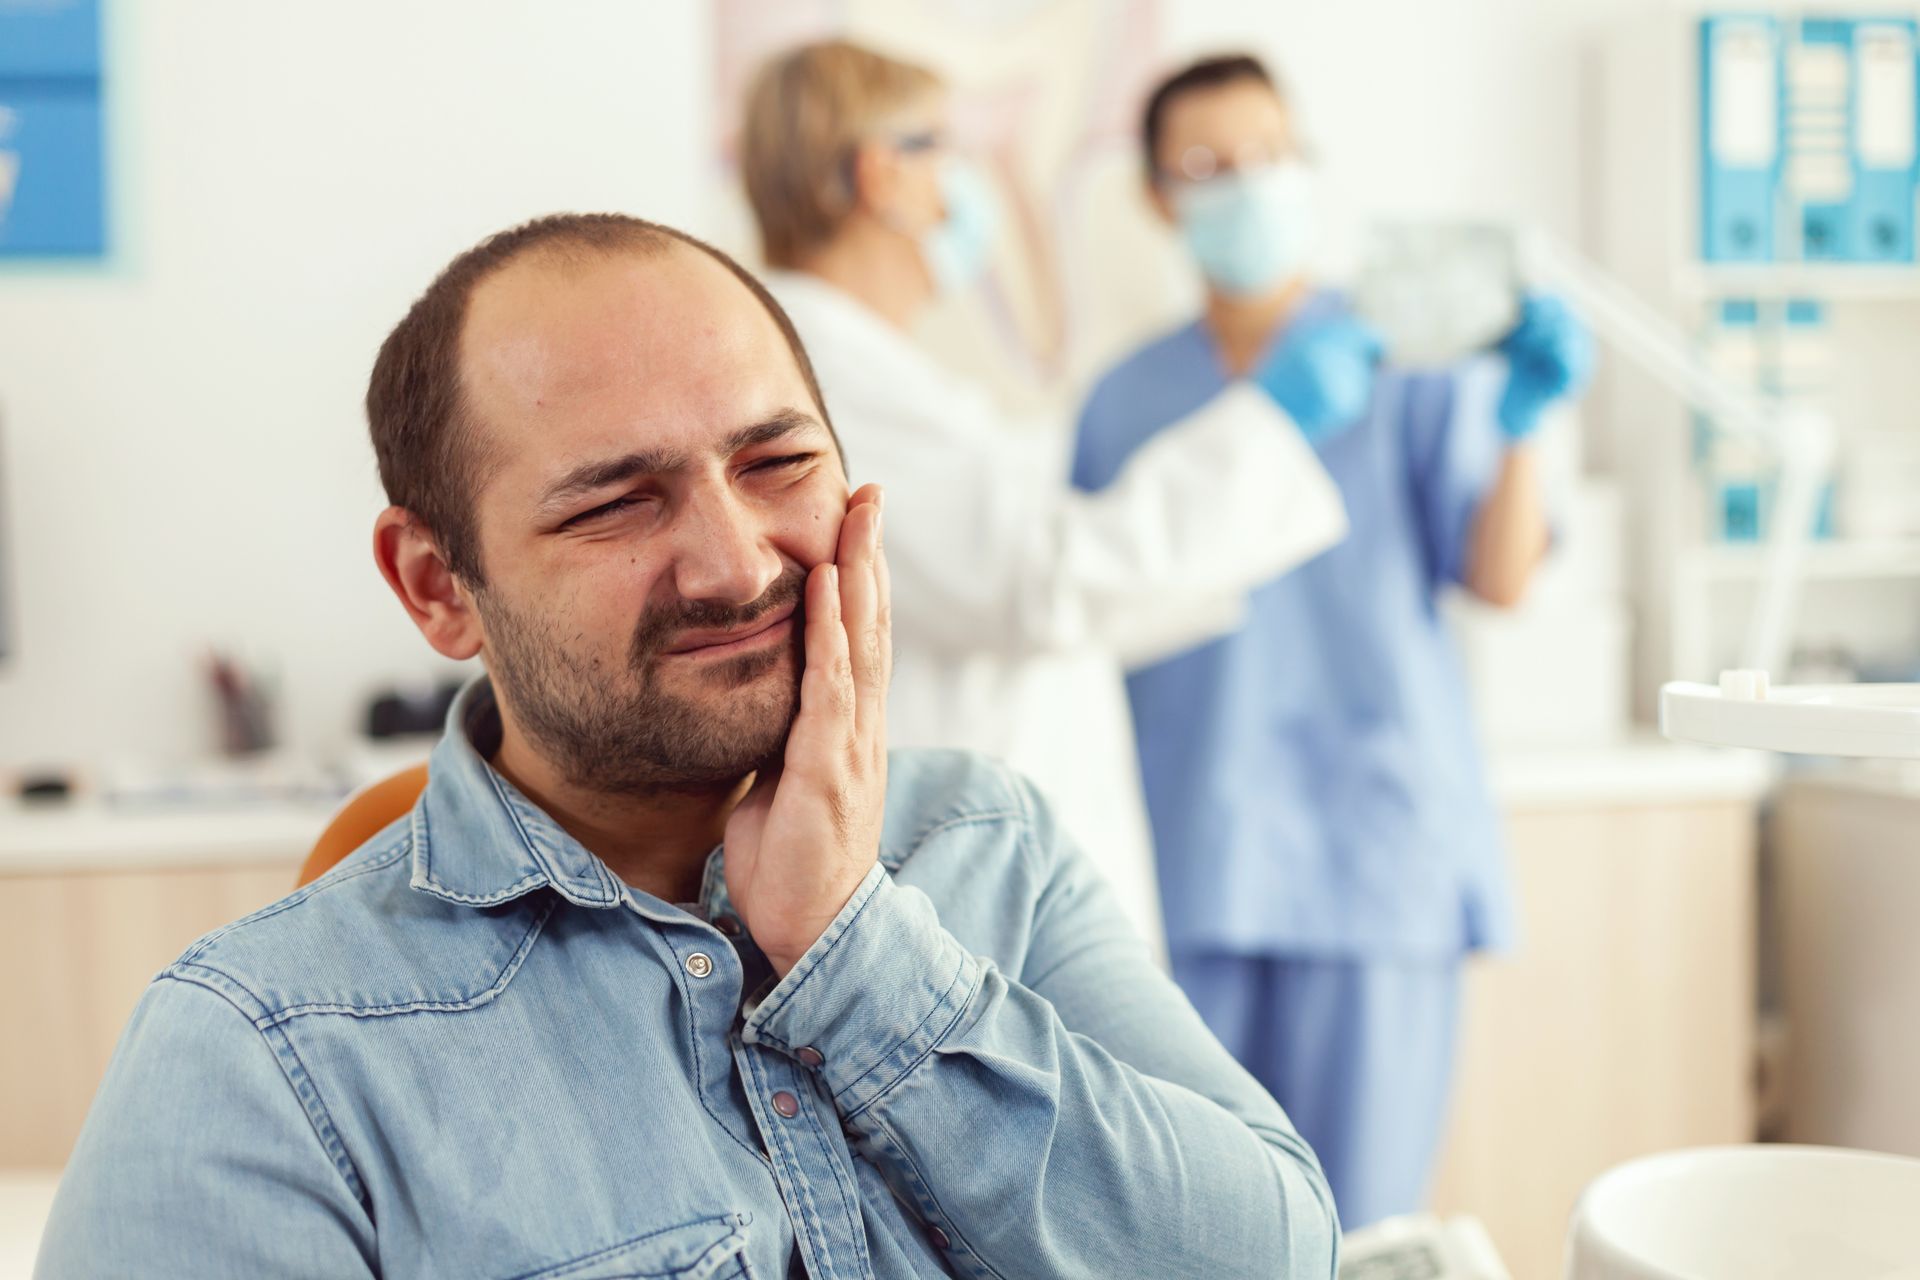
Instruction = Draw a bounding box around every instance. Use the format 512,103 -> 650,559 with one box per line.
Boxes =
1496,292 -> 1594,441
1252,316 -> 1384,442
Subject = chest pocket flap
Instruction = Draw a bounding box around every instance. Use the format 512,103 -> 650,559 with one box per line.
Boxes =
511,1212 -> 754,1280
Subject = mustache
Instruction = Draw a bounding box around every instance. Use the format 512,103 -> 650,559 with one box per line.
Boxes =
628,564 -> 808,669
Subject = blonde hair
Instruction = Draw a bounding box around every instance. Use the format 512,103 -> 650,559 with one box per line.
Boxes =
741,40 -> 944,269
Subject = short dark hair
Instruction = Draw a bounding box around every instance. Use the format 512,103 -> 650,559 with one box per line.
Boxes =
366,212 -> 838,586
1139,54 -> 1280,178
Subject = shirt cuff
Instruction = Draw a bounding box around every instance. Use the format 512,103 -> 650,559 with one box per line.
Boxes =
741,862 -> 983,1116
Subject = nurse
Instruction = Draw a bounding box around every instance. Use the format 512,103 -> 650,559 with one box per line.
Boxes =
1072,54 -> 1591,1225
738,41 -> 1352,950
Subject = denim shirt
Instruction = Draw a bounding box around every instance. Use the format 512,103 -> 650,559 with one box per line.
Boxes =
38,679 -> 1337,1279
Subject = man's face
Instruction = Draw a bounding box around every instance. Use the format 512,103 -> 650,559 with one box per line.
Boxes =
456,245 -> 847,793
1150,79 -> 1297,216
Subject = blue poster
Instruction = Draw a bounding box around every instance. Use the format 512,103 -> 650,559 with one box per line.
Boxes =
0,0 -> 105,260
0,88 -> 103,254
0,0 -> 101,79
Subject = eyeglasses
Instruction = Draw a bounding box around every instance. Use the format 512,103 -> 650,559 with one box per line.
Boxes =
838,129 -> 948,199
886,129 -> 945,156
1156,139 -> 1306,187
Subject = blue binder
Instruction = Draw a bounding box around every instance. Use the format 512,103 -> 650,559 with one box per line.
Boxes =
1702,16 -> 1784,262
1847,17 -> 1919,263
1793,19 -> 1856,260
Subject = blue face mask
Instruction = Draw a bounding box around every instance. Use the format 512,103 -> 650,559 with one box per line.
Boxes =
920,157 -> 999,294
1174,161 -> 1317,297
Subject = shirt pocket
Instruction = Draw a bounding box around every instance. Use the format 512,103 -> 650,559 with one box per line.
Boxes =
509,1212 -> 757,1280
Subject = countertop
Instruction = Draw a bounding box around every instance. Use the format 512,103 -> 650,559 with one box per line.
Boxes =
0,799 -> 340,875
1,737 -> 1777,875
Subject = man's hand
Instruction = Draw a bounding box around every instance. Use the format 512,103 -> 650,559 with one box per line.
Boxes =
724,483 -> 890,977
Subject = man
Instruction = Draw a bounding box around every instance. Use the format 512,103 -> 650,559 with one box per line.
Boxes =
38,214 -> 1338,1279
1072,57 -> 1592,1229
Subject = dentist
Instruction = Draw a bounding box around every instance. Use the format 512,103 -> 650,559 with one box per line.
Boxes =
740,40 -> 1351,948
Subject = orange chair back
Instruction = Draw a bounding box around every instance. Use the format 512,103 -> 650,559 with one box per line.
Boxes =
297,763 -> 430,887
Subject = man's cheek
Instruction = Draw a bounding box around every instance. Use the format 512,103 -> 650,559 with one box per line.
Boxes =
793,494 -> 848,566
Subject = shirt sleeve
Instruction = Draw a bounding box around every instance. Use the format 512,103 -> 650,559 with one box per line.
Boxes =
1403,357 -> 1508,590
35,974 -> 377,1279
875,380 -> 1345,664
1053,382 -> 1348,663
740,780 -> 1340,1280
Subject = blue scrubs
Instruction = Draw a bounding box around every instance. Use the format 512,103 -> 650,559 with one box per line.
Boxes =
1172,953 -> 1462,1231
1072,291 -> 1517,1227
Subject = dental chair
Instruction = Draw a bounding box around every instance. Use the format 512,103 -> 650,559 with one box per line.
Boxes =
297,763 -> 429,887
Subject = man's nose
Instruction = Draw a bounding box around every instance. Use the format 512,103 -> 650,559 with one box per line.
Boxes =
668,487 -> 784,608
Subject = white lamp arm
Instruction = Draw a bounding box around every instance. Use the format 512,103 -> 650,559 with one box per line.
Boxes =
1516,229 -> 1835,674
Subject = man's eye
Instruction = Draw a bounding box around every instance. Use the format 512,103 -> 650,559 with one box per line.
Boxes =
564,496 -> 642,528
749,452 -> 815,474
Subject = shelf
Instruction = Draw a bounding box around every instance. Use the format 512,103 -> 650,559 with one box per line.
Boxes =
1680,539 -> 1920,581
1674,262 -> 1920,301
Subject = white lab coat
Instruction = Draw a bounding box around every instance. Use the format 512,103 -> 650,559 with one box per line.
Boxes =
765,272 -> 1348,953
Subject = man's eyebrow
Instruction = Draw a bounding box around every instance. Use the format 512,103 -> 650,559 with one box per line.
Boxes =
537,447 -> 687,514
721,408 -> 826,453
535,409 -> 827,515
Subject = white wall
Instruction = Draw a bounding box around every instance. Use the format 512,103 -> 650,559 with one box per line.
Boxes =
1165,0 -> 1634,267
0,1 -> 709,769
0,0 -> 1661,771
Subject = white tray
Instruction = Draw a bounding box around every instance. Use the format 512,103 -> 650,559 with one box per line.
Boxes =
1661,678 -> 1920,758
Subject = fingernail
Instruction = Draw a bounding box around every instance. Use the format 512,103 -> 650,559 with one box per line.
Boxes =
824,565 -> 838,591
873,486 -> 885,510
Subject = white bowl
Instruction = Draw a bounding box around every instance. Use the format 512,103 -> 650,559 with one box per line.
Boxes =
1567,1145 -> 1920,1279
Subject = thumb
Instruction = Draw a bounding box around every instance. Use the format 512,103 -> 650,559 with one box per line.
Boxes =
728,765 -> 781,826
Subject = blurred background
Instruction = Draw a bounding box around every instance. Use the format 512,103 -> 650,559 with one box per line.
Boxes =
3,2 -> 1920,1276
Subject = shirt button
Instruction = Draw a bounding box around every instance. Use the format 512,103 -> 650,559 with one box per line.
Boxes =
714,915 -> 742,937
927,1225 -> 951,1251
795,1046 -> 825,1068
771,1091 -> 800,1119
684,952 -> 714,979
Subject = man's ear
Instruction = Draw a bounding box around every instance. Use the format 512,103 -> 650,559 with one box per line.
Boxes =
372,507 -> 484,661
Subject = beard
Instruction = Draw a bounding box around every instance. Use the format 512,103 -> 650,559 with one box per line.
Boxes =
476,565 -> 806,794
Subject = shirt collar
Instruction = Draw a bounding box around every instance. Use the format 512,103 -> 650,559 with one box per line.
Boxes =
408,676 -> 628,911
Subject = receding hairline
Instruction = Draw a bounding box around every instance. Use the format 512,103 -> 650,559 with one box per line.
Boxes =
459,228 -> 705,330
365,211 -> 842,588
451,234 -> 825,470
457,233 -> 715,363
